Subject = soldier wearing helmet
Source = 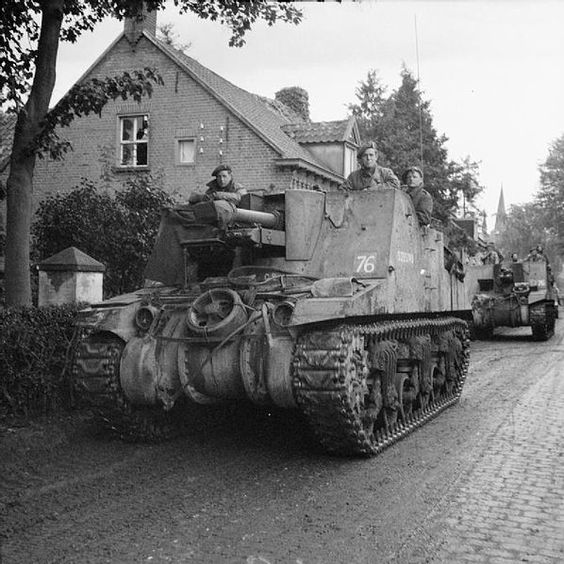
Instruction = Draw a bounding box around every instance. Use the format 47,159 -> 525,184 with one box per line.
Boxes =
342,141 -> 400,191
401,166 -> 433,226
525,246 -> 546,262
482,242 -> 501,265
189,164 -> 246,205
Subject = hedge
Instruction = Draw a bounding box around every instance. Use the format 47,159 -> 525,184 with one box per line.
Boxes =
32,176 -> 177,298
0,304 -> 82,420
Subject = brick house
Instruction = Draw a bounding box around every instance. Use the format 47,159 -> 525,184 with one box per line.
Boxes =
7,10 -> 360,210
0,112 -> 17,278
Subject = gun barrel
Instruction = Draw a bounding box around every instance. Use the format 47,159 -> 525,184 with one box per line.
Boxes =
232,208 -> 280,229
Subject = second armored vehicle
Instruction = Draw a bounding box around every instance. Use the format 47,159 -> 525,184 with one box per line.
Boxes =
467,258 -> 557,340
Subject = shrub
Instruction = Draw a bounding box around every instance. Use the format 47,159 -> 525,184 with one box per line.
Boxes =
32,174 -> 178,298
0,304 -> 82,420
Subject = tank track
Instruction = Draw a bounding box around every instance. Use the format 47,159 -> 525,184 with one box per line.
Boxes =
72,332 -> 183,441
530,302 -> 556,341
293,317 -> 470,456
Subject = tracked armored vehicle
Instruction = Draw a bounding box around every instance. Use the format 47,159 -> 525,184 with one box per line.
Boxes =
72,187 -> 471,455
467,258 -> 557,340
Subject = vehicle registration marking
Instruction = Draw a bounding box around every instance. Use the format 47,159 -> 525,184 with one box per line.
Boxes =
397,251 -> 414,264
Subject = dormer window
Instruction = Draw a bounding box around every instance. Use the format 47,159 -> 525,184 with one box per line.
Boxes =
118,115 -> 148,167
282,117 -> 360,178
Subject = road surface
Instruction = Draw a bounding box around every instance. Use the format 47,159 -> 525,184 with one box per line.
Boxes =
1,322 -> 563,563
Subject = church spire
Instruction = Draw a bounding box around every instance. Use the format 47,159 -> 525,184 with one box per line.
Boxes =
494,185 -> 506,233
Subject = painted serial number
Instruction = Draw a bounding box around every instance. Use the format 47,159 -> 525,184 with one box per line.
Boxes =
397,251 -> 414,264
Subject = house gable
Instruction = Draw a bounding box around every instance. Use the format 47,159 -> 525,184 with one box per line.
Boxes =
32,23 -> 350,207
34,35 -> 288,202
150,36 -> 346,185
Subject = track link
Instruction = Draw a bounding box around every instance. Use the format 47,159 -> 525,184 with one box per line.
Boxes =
293,317 -> 470,456
72,333 -> 183,441
530,301 -> 556,341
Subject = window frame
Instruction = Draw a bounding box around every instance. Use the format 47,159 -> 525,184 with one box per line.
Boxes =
117,114 -> 150,169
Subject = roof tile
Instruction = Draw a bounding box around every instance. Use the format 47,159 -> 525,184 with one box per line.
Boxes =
282,120 -> 353,143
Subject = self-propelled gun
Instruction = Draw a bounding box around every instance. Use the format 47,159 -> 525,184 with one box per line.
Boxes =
72,187 -> 471,455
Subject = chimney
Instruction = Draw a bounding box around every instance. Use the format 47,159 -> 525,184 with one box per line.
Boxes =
124,4 -> 157,45
275,87 -> 310,122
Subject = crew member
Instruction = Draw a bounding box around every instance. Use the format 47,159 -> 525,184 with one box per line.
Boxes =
525,246 -> 546,262
189,164 -> 246,205
482,242 -> 500,265
401,166 -> 433,226
342,142 -> 400,191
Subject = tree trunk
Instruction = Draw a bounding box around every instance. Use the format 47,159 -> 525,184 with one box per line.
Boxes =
5,0 -> 64,306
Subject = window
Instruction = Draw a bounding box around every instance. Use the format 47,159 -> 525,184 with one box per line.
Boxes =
119,115 -> 148,167
344,145 -> 357,177
177,138 -> 195,164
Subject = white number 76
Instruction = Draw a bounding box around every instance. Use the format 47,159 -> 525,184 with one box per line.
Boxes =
356,254 -> 376,273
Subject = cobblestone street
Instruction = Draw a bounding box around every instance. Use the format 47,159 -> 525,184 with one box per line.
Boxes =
403,339 -> 564,564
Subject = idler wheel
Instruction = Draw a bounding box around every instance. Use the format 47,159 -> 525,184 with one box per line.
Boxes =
186,288 -> 247,337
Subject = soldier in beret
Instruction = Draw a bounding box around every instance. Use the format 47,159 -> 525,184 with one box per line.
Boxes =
189,164 -> 246,205
401,166 -> 433,226
342,141 -> 400,191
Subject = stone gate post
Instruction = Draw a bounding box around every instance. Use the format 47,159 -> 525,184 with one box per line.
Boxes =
37,247 -> 105,306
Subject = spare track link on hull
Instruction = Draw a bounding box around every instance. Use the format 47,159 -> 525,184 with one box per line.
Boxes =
72,333 -> 181,441
293,318 -> 470,456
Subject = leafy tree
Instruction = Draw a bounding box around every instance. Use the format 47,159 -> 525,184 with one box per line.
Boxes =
448,156 -> 484,216
536,133 -> 564,254
495,203 -> 546,260
348,69 -> 387,141
493,135 -> 564,280
495,201 -> 561,279
348,68 -> 484,222
1,0 -> 302,306
32,175 -> 177,297
157,23 -> 191,52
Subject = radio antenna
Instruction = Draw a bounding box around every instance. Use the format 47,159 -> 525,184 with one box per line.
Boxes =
415,15 -> 424,167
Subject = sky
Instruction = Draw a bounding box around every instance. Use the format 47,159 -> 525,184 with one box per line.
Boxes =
52,0 -> 564,230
